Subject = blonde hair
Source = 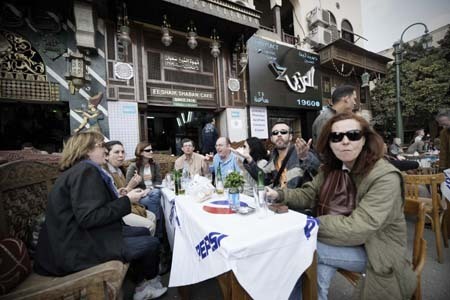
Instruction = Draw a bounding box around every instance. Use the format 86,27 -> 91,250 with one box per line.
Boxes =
59,131 -> 104,171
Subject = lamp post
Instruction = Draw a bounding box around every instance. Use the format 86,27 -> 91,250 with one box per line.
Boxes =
393,22 -> 432,144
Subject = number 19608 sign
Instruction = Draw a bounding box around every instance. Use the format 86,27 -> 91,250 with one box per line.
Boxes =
296,99 -> 321,107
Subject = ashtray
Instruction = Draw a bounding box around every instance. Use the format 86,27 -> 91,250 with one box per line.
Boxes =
237,206 -> 255,215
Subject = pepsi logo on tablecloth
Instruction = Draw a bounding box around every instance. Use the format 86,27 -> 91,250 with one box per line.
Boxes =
202,200 -> 249,214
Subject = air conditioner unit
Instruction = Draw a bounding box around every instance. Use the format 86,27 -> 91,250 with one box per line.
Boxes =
306,7 -> 330,28
308,26 -> 333,46
329,25 -> 339,41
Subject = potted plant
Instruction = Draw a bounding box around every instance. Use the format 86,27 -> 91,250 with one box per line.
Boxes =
224,171 -> 245,211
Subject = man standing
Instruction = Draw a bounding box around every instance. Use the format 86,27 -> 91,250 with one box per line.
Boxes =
174,138 -> 210,176
312,85 -> 357,147
436,109 -> 450,169
201,117 -> 218,154
249,122 -> 319,189
208,137 -> 241,179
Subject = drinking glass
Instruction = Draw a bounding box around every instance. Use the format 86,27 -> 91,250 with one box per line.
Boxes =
165,173 -> 173,189
253,186 -> 268,218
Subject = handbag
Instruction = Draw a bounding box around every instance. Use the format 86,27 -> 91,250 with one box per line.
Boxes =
317,169 -> 356,216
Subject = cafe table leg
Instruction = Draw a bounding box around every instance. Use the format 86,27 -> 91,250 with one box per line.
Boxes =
302,251 -> 318,300
177,286 -> 190,300
217,271 -> 251,300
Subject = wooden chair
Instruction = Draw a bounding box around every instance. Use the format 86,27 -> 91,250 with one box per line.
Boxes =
403,173 -> 448,263
0,160 -> 128,300
338,201 -> 428,300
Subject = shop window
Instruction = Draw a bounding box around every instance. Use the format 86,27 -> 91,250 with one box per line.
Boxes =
341,19 -> 354,43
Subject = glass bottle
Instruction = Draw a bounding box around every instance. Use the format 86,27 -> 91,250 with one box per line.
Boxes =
215,163 -> 224,194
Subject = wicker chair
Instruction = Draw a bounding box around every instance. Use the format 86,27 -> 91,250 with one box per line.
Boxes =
0,160 -> 128,300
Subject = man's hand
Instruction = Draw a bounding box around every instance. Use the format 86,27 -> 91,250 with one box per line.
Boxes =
295,138 -> 312,160
265,186 -> 279,202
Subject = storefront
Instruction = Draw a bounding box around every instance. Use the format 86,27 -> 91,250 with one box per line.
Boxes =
247,35 -> 322,140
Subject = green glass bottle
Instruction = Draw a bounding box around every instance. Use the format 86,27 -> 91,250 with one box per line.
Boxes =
174,170 -> 180,195
216,163 -> 224,194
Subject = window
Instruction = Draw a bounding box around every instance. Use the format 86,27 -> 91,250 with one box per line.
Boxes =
341,19 -> 354,43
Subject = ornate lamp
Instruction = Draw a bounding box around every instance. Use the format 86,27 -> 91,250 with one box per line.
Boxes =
186,21 -> 198,50
64,50 -> 91,94
361,70 -> 370,88
210,28 -> 221,58
161,15 -> 173,47
117,2 -> 131,49
239,44 -> 248,69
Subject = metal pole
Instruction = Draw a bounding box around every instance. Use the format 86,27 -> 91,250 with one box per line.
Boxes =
392,22 -> 429,145
393,41 -> 404,144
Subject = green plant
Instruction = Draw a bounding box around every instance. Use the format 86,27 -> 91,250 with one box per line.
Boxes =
224,171 -> 245,189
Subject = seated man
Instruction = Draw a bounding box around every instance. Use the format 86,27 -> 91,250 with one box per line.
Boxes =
207,137 -> 241,179
174,138 -> 210,176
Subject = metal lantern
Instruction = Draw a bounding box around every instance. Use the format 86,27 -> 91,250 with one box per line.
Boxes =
64,50 -> 91,94
210,29 -> 220,58
161,15 -> 173,47
361,71 -> 370,88
118,24 -> 131,48
186,21 -> 198,50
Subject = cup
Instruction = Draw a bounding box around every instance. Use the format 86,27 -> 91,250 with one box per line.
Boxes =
165,173 -> 173,189
253,186 -> 268,218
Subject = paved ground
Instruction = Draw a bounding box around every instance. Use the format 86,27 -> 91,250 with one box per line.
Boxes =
159,218 -> 450,300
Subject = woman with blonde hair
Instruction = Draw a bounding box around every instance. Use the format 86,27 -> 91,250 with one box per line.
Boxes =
35,131 -> 167,299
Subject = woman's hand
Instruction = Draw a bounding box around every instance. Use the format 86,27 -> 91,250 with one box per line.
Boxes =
127,171 -> 142,190
126,188 -> 149,203
265,186 -> 279,202
118,187 -> 128,196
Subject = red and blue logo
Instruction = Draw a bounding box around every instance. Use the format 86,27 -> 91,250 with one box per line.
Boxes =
203,200 -> 249,214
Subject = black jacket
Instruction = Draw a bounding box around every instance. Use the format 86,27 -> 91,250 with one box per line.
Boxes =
34,162 -> 131,276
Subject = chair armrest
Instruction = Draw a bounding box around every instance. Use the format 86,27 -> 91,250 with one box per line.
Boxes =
1,260 -> 129,300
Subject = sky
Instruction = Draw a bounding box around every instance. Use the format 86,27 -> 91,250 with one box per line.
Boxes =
361,0 -> 450,52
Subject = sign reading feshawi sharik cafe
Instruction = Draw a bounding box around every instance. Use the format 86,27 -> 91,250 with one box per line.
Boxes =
248,36 -> 322,109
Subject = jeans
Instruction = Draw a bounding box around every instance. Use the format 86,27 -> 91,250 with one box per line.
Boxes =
288,241 -> 367,300
139,188 -> 163,239
122,226 -> 160,282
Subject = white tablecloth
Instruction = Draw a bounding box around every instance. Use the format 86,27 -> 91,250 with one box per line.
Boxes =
160,188 -> 318,300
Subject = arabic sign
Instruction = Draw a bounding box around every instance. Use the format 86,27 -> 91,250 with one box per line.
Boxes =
163,54 -> 200,71
250,106 -> 269,139
248,36 -> 322,109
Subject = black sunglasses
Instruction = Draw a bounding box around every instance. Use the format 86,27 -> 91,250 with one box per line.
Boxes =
330,130 -> 364,143
143,148 -> 153,153
272,130 -> 290,136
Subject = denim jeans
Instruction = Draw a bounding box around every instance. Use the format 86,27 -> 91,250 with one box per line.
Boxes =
122,225 -> 160,282
288,241 -> 367,300
139,188 -> 163,239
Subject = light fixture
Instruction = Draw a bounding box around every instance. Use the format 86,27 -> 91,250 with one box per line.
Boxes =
161,15 -> 173,47
117,2 -> 131,49
361,70 -> 370,88
187,111 -> 193,123
64,50 -> 91,94
176,117 -> 182,127
239,44 -> 248,69
186,20 -> 198,50
210,28 -> 221,58
181,112 -> 186,124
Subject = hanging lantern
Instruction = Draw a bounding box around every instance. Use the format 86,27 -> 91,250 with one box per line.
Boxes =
210,28 -> 221,58
64,50 -> 91,94
186,21 -> 198,50
161,15 -> 173,47
361,70 -> 370,88
239,42 -> 248,69
117,2 -> 131,49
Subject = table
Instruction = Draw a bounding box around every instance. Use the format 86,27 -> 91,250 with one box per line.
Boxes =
160,188 -> 318,300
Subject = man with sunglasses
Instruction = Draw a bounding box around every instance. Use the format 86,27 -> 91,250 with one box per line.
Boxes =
249,122 -> 319,191
312,85 -> 357,148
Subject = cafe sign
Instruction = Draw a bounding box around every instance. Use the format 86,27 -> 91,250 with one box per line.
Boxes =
163,54 -> 200,71
150,87 -> 214,100
248,36 -> 322,109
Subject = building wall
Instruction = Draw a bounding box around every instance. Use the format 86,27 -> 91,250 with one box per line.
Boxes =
291,0 -> 364,48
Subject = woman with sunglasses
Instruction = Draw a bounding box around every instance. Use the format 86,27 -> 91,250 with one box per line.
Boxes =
266,113 -> 416,300
126,142 -> 163,237
34,132 -> 167,299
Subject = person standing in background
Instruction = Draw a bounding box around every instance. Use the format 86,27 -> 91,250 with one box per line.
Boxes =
201,117 -> 218,155
436,109 -> 450,169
